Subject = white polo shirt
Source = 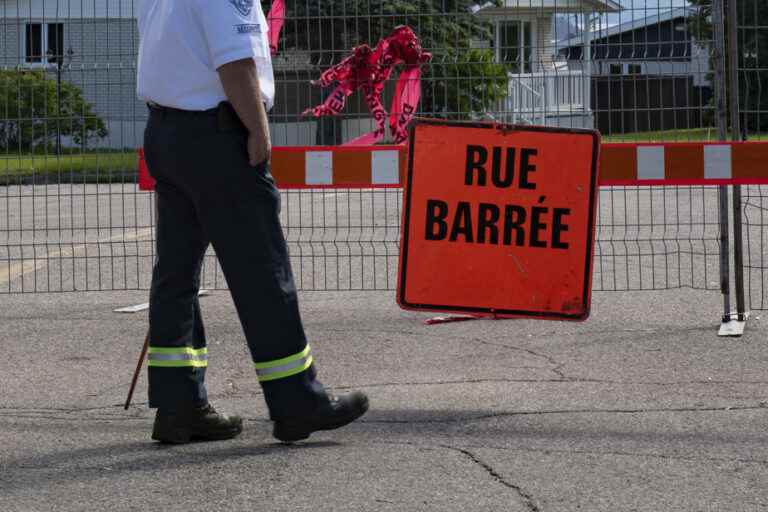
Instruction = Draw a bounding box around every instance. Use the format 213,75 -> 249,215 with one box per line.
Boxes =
137,0 -> 274,111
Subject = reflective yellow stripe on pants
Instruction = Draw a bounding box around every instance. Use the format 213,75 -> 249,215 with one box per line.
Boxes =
148,346 -> 208,368
254,345 -> 313,382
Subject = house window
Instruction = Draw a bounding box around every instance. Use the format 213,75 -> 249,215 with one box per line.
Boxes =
627,64 -> 642,75
609,64 -> 623,75
25,24 -> 42,63
498,21 -> 533,73
25,23 -> 64,65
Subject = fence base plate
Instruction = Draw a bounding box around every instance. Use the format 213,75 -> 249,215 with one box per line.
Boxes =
425,314 -> 482,325
718,312 -> 749,337
114,290 -> 211,313
424,313 -> 518,325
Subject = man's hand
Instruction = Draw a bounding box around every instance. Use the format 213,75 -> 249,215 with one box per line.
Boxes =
218,58 -> 271,167
248,130 -> 271,166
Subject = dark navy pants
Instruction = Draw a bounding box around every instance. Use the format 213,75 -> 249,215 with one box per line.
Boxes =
143,103 -> 325,419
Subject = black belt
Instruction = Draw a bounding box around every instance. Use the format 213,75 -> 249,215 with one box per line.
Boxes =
147,101 -> 220,116
148,101 -> 247,132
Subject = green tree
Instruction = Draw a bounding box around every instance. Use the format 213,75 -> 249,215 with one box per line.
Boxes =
270,0 -> 509,141
688,0 -> 768,134
0,70 -> 108,151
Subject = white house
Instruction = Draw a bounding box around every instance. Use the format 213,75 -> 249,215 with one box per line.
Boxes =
558,6 -> 710,87
1,0 -> 623,148
0,0 -> 143,149
556,6 -> 713,134
476,0 -> 623,128
0,0 -> 360,147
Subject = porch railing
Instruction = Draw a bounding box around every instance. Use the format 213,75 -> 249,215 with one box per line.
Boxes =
498,69 -> 588,125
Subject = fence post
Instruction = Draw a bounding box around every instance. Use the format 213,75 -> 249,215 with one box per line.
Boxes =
712,0 -> 733,327
582,12 -> 592,130
728,0 -> 748,323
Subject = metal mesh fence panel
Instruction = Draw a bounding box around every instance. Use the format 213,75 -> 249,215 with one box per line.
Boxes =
0,185 -> 404,292
595,184 -> 721,291
0,182 -> 722,293
735,0 -> 768,310
0,0 -> 735,296
744,185 -> 768,309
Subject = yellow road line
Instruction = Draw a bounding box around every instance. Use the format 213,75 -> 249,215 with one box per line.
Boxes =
0,228 -> 154,286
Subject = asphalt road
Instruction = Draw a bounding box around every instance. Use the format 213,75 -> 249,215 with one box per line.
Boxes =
1,182 -> 767,511
1,285 -> 767,512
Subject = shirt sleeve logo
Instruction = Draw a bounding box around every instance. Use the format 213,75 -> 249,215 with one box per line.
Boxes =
235,24 -> 261,34
228,0 -> 253,17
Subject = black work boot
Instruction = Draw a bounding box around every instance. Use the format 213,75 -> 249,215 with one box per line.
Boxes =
152,404 -> 243,444
273,391 -> 369,443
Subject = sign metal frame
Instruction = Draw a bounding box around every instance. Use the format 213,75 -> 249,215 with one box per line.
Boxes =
397,119 -> 601,321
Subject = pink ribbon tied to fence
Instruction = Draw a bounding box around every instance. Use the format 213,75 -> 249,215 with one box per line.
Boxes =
302,26 -> 432,145
267,0 -> 285,56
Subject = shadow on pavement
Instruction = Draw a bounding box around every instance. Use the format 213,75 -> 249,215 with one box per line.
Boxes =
4,405 -> 767,493
1,438 -> 341,492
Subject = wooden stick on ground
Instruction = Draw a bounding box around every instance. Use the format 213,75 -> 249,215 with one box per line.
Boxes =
124,331 -> 150,410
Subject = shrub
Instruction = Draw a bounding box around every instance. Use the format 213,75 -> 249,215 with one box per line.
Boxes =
0,69 -> 107,151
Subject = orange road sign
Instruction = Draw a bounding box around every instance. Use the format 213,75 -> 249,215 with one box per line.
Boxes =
397,120 -> 601,321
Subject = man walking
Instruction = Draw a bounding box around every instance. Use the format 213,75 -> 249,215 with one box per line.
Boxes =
137,0 -> 368,443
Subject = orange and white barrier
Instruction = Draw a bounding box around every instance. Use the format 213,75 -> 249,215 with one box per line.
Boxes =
137,146 -> 407,191
600,142 -> 768,186
269,146 -> 406,188
137,141 -> 768,191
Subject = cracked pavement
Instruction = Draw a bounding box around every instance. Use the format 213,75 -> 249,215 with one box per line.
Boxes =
1,288 -> 768,511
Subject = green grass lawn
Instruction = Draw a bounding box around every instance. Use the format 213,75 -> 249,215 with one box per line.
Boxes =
1,128 -> 766,182
0,151 -> 138,182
